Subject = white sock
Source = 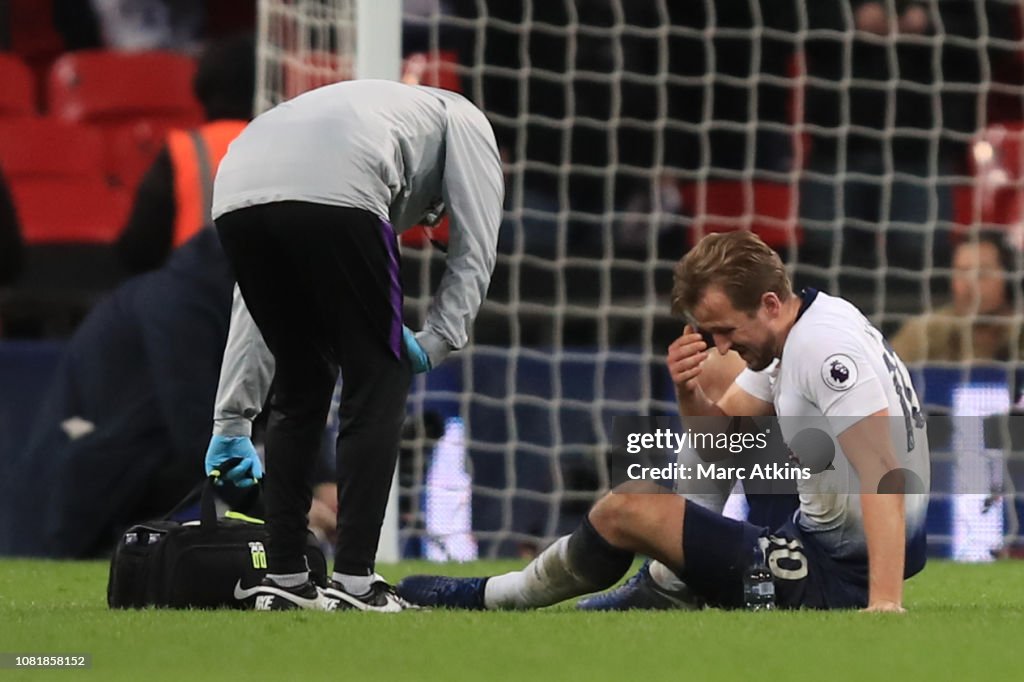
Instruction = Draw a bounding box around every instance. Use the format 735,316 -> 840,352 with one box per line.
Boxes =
648,560 -> 687,591
647,560 -> 703,609
484,536 -> 594,609
333,572 -> 374,596
266,572 -> 308,588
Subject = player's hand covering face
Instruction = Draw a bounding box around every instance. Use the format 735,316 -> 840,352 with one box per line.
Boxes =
690,286 -> 778,372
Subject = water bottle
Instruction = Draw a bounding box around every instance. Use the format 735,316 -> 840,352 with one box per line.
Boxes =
743,543 -> 775,610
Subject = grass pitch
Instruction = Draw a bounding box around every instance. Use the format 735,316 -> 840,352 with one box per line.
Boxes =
0,559 -> 1021,681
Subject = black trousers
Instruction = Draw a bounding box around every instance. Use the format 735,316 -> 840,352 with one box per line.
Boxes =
217,201 -> 411,575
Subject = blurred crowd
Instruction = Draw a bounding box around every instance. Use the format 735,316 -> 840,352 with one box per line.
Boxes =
0,1 -> 1022,343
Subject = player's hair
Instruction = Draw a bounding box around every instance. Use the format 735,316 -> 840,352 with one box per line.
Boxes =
671,231 -> 792,316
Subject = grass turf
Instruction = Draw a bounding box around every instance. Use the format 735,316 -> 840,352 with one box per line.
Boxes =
0,559 -> 1021,681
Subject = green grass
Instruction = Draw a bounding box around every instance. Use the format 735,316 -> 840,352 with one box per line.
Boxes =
0,560 -> 1021,681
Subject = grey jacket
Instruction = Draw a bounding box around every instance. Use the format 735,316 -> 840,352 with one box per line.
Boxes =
211,80 -> 504,436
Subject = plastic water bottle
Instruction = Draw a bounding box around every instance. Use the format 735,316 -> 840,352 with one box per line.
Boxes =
743,543 -> 775,610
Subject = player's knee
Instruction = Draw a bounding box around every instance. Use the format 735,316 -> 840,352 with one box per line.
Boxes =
588,493 -> 643,545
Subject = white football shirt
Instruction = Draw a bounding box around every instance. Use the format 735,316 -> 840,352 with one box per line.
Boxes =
734,291 -> 930,560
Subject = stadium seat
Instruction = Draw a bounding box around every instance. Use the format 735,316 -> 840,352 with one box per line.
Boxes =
0,54 -> 37,118
47,51 -> 204,189
7,0 -> 64,96
401,216 -> 450,248
679,180 -> 802,249
47,50 -> 201,123
0,119 -> 129,243
953,122 -> 1024,233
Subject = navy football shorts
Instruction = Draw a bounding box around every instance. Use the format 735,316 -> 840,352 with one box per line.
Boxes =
677,500 -> 869,609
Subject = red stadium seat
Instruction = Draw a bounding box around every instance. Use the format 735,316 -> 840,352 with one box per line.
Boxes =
0,119 -> 130,243
101,120 -> 189,193
953,122 -> 1024,234
7,0 -> 64,95
48,50 -> 202,123
47,51 -> 204,189
679,180 -> 802,249
0,53 -> 37,118
401,216 -> 450,248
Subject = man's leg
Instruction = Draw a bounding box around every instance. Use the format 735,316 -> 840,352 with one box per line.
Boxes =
398,490 -> 686,609
575,489 -> 733,611
211,204 -> 349,611
261,344 -> 338,575
289,210 -> 412,601
332,328 -> 411,580
217,204 -> 339,579
333,217 -> 410,582
399,486 -> 792,610
486,492 -> 687,609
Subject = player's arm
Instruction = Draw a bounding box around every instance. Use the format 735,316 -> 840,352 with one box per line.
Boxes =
803,338 -> 906,612
204,286 -> 273,486
212,285 -> 274,437
837,409 -> 906,613
668,327 -> 772,462
417,100 -> 504,369
667,325 -> 773,418
695,347 -> 747,403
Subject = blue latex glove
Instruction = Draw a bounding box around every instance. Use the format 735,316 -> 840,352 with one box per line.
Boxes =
205,435 -> 264,488
402,325 -> 432,374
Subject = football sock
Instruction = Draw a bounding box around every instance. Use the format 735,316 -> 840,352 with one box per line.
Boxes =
484,518 -> 634,609
266,572 -> 309,588
649,560 -> 688,591
333,572 -> 374,596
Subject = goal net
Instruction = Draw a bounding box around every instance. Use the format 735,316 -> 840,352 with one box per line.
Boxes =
257,0 -> 1024,561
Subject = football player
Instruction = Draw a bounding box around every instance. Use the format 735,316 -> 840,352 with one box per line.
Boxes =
399,231 -> 929,612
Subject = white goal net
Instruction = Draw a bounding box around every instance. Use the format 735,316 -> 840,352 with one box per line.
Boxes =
258,0 -> 1024,561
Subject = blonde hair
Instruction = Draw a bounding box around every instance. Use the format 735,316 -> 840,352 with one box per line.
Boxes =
671,231 -> 792,316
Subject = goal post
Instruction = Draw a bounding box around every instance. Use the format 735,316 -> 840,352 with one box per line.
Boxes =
255,0 -> 404,562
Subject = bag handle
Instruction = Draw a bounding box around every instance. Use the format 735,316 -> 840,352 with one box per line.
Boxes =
200,477 -> 219,528
162,479 -> 208,521
163,477 -> 263,528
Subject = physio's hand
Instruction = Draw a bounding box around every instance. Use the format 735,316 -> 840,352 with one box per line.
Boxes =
205,435 -> 264,488
403,325 -> 433,374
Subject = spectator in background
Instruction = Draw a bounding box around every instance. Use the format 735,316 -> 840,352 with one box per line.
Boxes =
10,228 -> 335,557
54,0 -> 204,53
495,145 -> 559,259
797,1 -> 1015,279
615,0 -> 795,262
615,172 -> 686,260
891,231 -> 1022,363
665,0 -> 794,179
116,32 -> 254,274
12,229 -> 232,556
0,168 -> 22,288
